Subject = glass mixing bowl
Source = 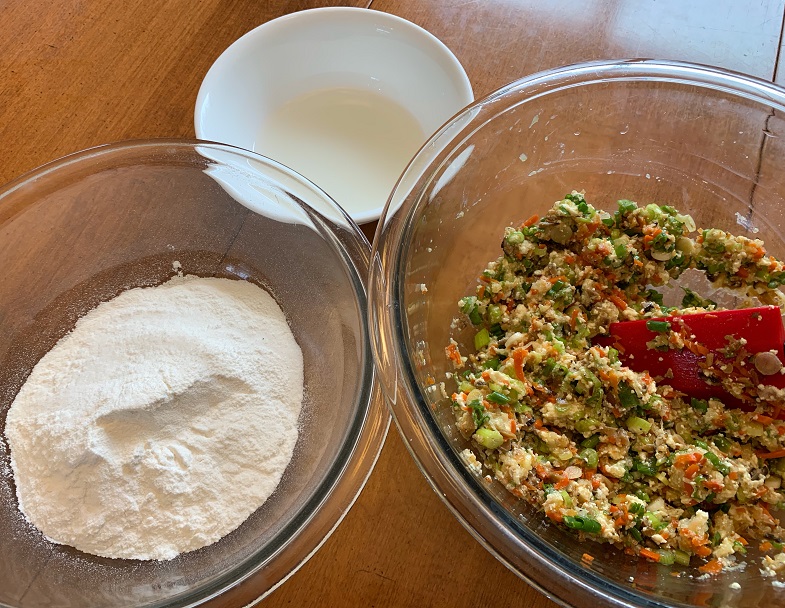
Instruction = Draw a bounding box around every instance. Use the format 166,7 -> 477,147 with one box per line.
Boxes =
370,60 -> 785,607
0,140 -> 388,607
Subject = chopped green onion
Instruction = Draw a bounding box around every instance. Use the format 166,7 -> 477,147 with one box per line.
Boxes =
458,381 -> 474,393
733,540 -> 747,555
646,320 -> 671,333
658,550 -> 676,565
487,304 -> 503,324
505,230 -> 525,245
469,307 -> 482,325
607,347 -> 619,364
474,427 -> 504,450
702,451 -> 730,475
459,296 -> 477,314
474,328 -> 490,350
486,391 -> 511,405
646,512 -> 668,532
563,515 -> 602,534
578,448 -> 599,469
713,435 -> 731,453
482,357 -> 500,370
626,416 -> 652,433
674,550 -> 691,566
628,502 -> 645,515
546,280 -> 567,299
575,418 -> 601,434
468,399 -> 489,429
618,382 -> 642,409
581,434 -> 601,448
634,458 -> 657,476
691,398 -> 708,414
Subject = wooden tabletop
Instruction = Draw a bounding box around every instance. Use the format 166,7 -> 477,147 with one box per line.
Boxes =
2,1 -> 785,607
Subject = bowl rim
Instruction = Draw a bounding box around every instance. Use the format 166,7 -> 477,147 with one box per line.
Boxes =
0,138 -> 391,608
193,6 -> 474,225
370,59 -> 785,608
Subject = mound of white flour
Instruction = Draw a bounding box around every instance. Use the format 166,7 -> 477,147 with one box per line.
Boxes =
4,276 -> 304,560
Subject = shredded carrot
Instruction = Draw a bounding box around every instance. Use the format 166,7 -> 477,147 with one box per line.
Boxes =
582,553 -> 595,563
728,471 -> 739,480
609,294 -> 627,310
737,536 -> 748,546
684,340 -> 709,356
674,452 -> 702,468
546,509 -> 563,523
698,559 -> 722,574
639,548 -> 661,562
760,541 -> 774,552
445,343 -> 463,367
694,545 -> 712,558
534,418 -> 544,430
684,463 -> 701,479
512,347 -> 527,381
691,535 -> 709,549
756,448 -> 785,460
736,266 -> 750,279
570,307 -> 579,331
754,414 -> 775,425
554,475 -> 570,490
523,214 -> 539,227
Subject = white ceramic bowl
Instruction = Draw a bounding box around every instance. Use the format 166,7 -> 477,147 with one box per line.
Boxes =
194,7 -> 473,224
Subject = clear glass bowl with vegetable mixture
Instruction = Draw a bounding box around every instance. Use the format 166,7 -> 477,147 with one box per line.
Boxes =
370,60 -> 785,608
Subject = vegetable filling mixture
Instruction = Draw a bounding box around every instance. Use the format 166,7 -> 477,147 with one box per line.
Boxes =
446,192 -> 785,575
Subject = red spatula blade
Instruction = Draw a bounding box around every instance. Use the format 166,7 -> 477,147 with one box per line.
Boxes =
594,306 -> 785,409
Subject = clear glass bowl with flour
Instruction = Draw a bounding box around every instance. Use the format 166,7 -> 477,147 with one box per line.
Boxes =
0,140 -> 388,607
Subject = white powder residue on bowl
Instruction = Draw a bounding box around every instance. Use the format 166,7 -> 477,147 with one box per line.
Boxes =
4,276 -> 304,560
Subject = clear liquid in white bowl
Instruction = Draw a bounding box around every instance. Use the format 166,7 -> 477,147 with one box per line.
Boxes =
254,87 -> 425,220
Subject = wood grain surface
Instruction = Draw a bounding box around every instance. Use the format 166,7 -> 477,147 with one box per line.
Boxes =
2,1 -> 785,607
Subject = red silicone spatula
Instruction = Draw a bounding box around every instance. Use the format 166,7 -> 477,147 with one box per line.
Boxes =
594,306 -> 785,411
